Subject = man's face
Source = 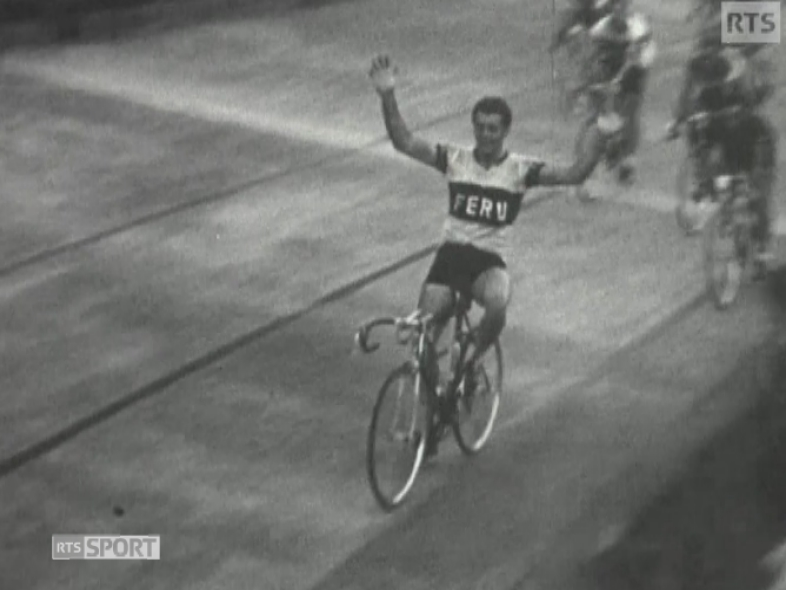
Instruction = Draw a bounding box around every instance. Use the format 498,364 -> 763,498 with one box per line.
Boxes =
472,112 -> 508,157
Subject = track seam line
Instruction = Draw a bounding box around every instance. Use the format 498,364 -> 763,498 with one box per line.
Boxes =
0,182 -> 676,477
0,183 -> 664,476
0,65 -> 533,279
0,243 -> 437,479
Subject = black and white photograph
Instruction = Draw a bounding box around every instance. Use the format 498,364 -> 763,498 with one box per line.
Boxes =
1,0 -> 785,588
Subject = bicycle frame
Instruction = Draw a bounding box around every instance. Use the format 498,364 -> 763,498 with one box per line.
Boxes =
443,295 -> 474,400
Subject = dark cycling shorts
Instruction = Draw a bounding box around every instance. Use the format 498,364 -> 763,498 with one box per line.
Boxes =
425,241 -> 506,300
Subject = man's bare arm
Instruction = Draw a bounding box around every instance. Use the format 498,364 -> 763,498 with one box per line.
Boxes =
369,55 -> 440,170
534,125 -> 604,186
378,89 -> 440,169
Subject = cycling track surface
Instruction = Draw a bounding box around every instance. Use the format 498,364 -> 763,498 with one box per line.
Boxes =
0,1 -> 785,588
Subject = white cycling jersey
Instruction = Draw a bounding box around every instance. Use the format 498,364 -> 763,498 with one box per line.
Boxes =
590,12 -> 657,71
434,143 -> 543,261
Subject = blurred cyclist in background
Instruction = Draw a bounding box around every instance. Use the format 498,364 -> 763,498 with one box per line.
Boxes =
666,2 -> 777,263
549,0 -> 612,55
549,0 -> 614,115
586,0 -> 656,184
566,0 -> 656,202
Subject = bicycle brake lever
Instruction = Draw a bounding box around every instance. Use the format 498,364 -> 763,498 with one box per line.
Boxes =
355,328 -> 380,353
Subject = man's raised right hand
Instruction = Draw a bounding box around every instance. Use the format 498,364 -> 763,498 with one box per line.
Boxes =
369,54 -> 397,95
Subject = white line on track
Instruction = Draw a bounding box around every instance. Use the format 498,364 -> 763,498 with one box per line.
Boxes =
3,57 -> 386,152
6,54 -> 786,236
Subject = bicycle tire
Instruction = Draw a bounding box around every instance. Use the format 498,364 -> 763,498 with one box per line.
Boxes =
703,201 -> 749,310
453,339 -> 503,455
366,363 -> 428,511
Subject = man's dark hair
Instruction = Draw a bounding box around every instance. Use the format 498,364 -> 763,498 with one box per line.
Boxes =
471,96 -> 513,130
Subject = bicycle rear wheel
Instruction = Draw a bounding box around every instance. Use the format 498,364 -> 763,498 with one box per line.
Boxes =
703,203 -> 750,309
453,340 -> 503,455
366,364 -> 428,511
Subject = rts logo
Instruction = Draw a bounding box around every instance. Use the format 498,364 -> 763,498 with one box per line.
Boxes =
722,1 -> 781,44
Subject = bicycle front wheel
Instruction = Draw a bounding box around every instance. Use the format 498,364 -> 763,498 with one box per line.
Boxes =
366,364 -> 428,511
453,340 -> 503,455
703,204 -> 749,310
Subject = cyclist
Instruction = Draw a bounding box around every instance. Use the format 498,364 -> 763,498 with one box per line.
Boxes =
579,0 -> 656,186
549,0 -> 611,55
368,54 -> 604,455
549,0 -> 614,114
666,8 -> 777,261
668,2 -> 776,144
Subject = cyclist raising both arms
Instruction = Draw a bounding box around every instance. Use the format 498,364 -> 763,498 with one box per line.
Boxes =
368,54 -> 603,455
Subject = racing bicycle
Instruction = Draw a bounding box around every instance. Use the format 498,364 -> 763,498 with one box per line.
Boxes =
354,292 -> 503,511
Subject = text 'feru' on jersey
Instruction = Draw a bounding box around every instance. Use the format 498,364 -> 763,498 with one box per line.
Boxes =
448,182 -> 524,227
